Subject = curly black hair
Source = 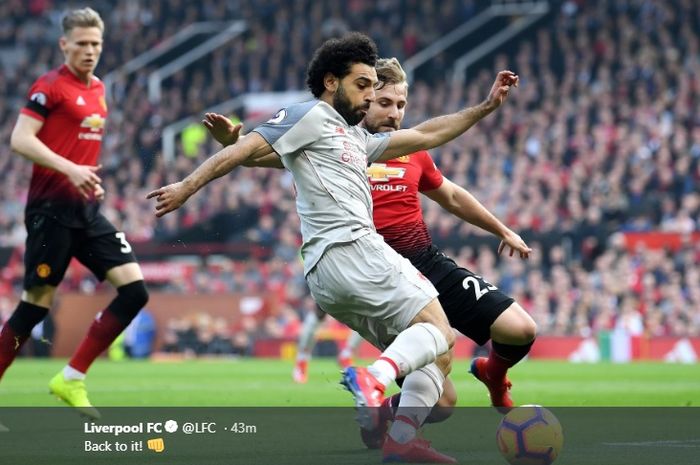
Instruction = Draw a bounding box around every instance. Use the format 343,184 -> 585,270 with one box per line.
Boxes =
306,32 -> 378,98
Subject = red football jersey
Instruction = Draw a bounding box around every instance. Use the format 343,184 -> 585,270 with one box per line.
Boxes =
20,64 -> 107,225
369,150 -> 443,256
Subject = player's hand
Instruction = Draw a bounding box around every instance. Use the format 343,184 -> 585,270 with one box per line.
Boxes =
486,70 -> 519,110
66,163 -> 102,200
146,182 -> 193,217
203,113 -> 242,147
497,230 -> 531,259
93,183 -> 105,201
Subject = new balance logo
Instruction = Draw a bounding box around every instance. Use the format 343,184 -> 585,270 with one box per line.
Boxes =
76,95 -> 86,106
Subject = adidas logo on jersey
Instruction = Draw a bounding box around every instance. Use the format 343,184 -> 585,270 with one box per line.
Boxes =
76,95 -> 86,106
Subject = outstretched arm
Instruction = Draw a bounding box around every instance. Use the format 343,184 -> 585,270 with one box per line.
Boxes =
377,70 -> 518,161
203,113 -> 284,168
423,178 -> 531,259
147,132 -> 274,217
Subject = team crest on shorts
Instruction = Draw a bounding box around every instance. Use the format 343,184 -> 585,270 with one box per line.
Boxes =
37,263 -> 51,278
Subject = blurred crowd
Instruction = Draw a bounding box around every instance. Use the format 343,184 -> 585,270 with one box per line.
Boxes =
1,0 -> 699,344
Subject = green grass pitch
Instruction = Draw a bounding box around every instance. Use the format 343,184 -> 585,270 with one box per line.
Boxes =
1,358 -> 698,407
1,358 -> 699,465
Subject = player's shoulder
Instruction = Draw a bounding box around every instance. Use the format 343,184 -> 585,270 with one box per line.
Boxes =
33,66 -> 64,87
284,99 -> 322,119
264,99 -> 321,127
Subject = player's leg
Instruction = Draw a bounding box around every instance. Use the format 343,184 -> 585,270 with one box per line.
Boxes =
308,236 -> 454,413
0,285 -> 55,380
63,262 -> 147,376
361,373 -> 458,449
471,302 -> 536,410
338,330 -> 362,369
381,357 -> 457,463
428,255 -> 530,411
309,236 -> 455,461
293,304 -> 326,383
49,220 -> 148,417
0,214 -> 71,381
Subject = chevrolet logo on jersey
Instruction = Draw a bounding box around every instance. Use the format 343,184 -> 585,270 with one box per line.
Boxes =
80,113 -> 105,132
367,163 -> 406,182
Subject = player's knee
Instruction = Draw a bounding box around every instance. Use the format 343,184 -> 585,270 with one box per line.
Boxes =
444,326 -> 456,348
433,320 -> 455,349
21,285 -> 56,308
108,280 -> 149,325
412,321 -> 452,355
435,351 -> 453,377
511,308 -> 537,343
7,301 -> 49,335
521,318 -> 537,343
121,280 -> 149,308
492,304 -> 537,345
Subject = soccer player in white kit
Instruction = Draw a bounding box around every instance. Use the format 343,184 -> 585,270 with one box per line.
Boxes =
149,33 -> 518,463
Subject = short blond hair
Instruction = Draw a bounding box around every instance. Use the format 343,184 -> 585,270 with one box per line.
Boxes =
375,57 -> 408,90
62,7 -> 104,35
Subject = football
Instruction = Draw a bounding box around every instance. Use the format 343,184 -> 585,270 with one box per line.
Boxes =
496,405 -> 564,465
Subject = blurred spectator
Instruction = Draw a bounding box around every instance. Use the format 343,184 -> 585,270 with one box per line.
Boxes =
1,0 -> 700,338
124,308 -> 156,358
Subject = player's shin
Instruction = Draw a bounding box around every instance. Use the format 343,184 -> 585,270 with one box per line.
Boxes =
0,301 -> 48,379
68,280 -> 148,375
487,340 -> 534,380
389,364 -> 445,442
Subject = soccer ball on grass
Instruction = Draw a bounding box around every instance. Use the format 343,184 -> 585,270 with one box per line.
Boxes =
496,405 -> 563,465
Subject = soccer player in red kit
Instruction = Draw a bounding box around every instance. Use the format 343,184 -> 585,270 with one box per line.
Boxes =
351,57 -> 536,449
0,8 -> 148,418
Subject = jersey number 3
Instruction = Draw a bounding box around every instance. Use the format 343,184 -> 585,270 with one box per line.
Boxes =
116,232 -> 132,254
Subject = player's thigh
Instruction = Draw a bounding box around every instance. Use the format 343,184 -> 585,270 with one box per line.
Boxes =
307,234 -> 437,350
74,215 -> 139,283
489,302 -> 537,344
105,262 -> 144,287
435,268 -> 514,346
408,298 -> 454,346
22,214 -> 75,290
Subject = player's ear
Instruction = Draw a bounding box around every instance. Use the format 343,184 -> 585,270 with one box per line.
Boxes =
324,73 -> 338,93
59,36 -> 68,54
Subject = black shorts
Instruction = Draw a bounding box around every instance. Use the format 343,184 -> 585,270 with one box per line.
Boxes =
23,212 -> 138,289
410,245 -> 514,346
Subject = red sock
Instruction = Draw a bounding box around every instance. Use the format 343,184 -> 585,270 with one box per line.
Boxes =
486,347 -> 513,381
0,325 -> 29,380
68,309 -> 126,374
382,395 -> 399,421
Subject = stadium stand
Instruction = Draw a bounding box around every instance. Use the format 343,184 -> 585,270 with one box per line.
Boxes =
1,0 -> 698,350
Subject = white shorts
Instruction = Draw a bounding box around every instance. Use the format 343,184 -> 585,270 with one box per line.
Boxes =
306,232 -> 438,350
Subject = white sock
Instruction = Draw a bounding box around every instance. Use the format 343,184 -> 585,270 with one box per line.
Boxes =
297,311 -> 322,359
389,417 -> 418,444
389,363 -> 445,443
63,365 -> 86,381
370,323 -> 448,387
368,359 -> 397,387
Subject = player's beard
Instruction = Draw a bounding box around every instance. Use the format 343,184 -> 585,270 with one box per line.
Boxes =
333,84 -> 368,126
363,117 -> 399,134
